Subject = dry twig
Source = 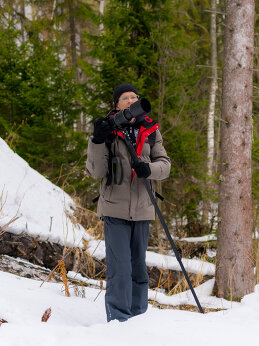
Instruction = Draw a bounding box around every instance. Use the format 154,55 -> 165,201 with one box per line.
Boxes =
56,260 -> 70,297
152,264 -> 163,307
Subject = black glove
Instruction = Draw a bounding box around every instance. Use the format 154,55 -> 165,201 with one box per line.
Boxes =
92,117 -> 111,144
133,161 -> 151,178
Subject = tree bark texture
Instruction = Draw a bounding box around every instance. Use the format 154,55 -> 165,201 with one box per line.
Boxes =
216,0 -> 255,299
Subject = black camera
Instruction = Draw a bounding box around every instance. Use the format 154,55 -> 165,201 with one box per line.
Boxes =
107,98 -> 151,129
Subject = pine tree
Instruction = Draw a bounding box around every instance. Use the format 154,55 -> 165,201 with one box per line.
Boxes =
0,14 -> 87,194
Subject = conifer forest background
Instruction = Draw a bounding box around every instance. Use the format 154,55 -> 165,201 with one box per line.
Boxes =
0,0 -> 258,244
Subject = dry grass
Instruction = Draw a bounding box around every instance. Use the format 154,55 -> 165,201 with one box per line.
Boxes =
73,284 -> 86,298
41,258 -> 71,297
168,274 -> 193,296
0,187 -> 20,236
0,216 -> 20,236
150,301 -> 225,313
72,197 -> 103,240
169,270 -> 205,295
56,260 -> 70,297
152,265 -> 164,307
166,252 -> 207,296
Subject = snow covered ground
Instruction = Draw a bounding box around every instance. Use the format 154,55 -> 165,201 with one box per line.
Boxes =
1,137 -> 259,345
0,270 -> 259,346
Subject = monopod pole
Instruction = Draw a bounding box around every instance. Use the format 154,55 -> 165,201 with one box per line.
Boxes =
123,130 -> 204,314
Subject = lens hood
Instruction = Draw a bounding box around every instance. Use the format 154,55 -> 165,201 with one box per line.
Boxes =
129,98 -> 151,118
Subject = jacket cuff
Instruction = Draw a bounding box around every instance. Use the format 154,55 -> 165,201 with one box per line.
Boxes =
148,162 -> 170,180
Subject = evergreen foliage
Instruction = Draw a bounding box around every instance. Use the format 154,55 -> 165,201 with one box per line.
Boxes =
0,17 -> 86,195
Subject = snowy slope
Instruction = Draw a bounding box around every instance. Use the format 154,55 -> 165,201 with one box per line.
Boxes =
0,138 -> 89,248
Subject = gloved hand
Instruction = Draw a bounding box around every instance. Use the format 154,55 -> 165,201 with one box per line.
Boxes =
133,161 -> 151,178
92,117 -> 112,144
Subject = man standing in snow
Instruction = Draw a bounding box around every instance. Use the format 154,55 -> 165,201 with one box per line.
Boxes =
86,83 -> 171,322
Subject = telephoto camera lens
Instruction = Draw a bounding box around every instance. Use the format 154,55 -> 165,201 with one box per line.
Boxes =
108,98 -> 151,129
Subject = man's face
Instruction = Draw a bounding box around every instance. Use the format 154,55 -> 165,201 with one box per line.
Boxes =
116,91 -> 139,111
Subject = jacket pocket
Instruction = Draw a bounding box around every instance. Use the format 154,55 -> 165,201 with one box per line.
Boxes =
103,185 -> 113,202
100,178 -> 113,202
137,180 -> 153,209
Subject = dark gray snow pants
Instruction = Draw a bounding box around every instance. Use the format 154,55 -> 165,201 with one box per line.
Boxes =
103,216 -> 150,322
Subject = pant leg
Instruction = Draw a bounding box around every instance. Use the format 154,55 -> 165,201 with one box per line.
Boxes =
104,216 -> 133,322
130,220 -> 150,316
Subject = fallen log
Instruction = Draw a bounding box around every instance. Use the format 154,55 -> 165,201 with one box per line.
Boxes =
0,231 -> 214,293
0,231 -> 105,279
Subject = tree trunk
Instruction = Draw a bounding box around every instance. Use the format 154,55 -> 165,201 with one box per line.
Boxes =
67,0 -> 78,81
203,0 -> 218,227
155,31 -> 167,252
19,0 -> 26,43
216,0 -> 255,299
99,0 -> 105,31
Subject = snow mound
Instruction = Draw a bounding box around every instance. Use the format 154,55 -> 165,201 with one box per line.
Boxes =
0,138 -> 89,248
